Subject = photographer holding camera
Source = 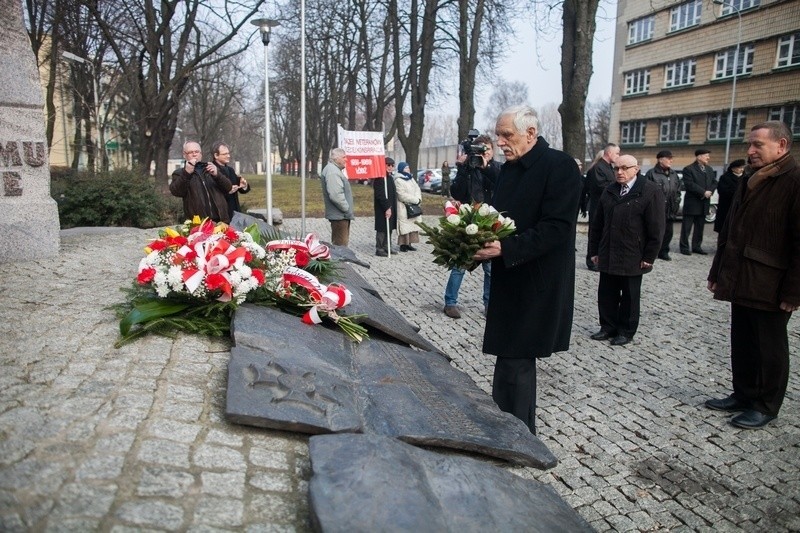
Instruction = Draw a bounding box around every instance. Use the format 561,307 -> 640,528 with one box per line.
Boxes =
170,141 -> 234,223
443,132 -> 500,319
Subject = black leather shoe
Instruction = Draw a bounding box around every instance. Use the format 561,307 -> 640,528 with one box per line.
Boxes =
704,395 -> 749,412
692,248 -> 708,255
730,409 -> 776,429
610,335 -> 632,346
399,245 -> 410,252
590,330 -> 612,341
680,250 -> 692,256
375,250 -> 388,257
406,245 -> 417,251
658,253 -> 672,261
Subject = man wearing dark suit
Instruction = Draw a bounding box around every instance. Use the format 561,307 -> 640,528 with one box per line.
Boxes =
706,121 -> 800,429
583,143 -> 619,270
588,155 -> 665,346
680,149 -> 717,255
473,105 -> 582,434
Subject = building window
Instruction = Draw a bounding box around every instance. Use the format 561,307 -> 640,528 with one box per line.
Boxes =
621,121 -> 647,144
664,59 -> 696,88
721,0 -> 760,16
660,117 -> 691,142
670,0 -> 702,32
714,44 -> 754,79
776,32 -> 800,68
624,70 -> 650,95
707,111 -> 747,140
768,105 -> 800,136
628,16 -> 654,45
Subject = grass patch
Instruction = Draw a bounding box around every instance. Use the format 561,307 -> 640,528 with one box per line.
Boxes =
239,174 -> 378,218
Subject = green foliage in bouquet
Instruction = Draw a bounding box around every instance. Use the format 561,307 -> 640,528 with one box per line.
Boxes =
417,201 -> 516,271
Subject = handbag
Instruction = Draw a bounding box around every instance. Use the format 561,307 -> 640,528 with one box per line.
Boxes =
405,202 -> 423,218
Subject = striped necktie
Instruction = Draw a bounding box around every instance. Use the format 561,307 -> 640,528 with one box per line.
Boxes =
620,184 -> 629,197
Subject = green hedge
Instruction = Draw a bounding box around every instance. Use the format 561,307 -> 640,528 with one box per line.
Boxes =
52,170 -> 183,229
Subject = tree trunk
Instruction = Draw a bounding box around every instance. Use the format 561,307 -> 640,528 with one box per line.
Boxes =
558,0 -> 599,162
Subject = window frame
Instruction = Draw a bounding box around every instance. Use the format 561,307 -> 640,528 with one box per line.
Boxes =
620,121 -> 647,145
721,0 -> 760,16
664,59 -> 697,88
624,69 -> 651,96
660,117 -> 692,143
627,15 -> 655,45
714,44 -> 755,79
670,0 -> 703,32
776,32 -> 800,68
768,105 -> 800,136
707,111 -> 747,141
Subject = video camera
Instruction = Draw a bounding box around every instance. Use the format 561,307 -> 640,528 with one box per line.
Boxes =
460,128 -> 488,169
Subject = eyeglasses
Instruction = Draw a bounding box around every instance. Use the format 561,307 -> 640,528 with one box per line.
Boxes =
218,152 -> 230,156
613,165 -> 638,172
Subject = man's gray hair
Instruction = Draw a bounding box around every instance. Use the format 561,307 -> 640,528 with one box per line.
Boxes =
751,121 -> 793,151
499,105 -> 539,133
330,147 -> 346,159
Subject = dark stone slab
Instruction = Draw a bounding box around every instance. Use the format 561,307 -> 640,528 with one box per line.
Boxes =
228,305 -> 556,468
334,262 -> 445,357
230,211 -> 282,237
309,434 -> 593,532
226,345 -> 361,434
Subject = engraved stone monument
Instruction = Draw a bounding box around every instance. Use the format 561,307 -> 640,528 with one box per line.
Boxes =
308,434 -> 594,532
228,305 -> 557,469
0,0 -> 60,262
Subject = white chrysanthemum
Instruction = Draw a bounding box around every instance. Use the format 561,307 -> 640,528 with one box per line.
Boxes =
237,264 -> 252,278
154,281 -> 171,297
478,204 -> 491,216
154,271 -> 168,286
465,224 -> 479,235
446,214 -> 461,225
229,271 -> 243,286
167,266 -> 183,287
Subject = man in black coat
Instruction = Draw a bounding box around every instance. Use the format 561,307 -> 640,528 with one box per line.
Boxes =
473,105 -> 582,434
584,143 -> 619,269
644,150 -> 681,260
680,149 -> 717,255
589,155 -> 665,346
373,157 -> 398,257
212,142 -> 250,218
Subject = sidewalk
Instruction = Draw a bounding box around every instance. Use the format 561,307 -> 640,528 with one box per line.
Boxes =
0,217 -> 797,531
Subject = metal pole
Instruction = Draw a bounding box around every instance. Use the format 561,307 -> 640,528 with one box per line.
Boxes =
717,0 -> 742,167
301,0 -> 307,236
92,72 -> 102,172
264,43 -> 273,226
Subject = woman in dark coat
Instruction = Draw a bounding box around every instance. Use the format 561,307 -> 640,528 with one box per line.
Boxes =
714,159 -> 746,233
373,157 -> 398,256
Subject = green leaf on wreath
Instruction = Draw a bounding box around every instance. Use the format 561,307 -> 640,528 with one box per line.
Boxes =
120,300 -> 191,336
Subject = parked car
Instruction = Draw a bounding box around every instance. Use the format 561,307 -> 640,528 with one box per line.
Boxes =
417,169 -> 443,193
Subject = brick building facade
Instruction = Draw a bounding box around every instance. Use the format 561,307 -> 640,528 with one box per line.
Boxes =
608,0 -> 800,172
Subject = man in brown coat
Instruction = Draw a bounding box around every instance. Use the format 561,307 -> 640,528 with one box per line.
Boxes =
706,121 -> 800,429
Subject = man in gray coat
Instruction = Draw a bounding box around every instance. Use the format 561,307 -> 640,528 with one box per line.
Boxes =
320,147 -> 355,246
473,105 -> 581,434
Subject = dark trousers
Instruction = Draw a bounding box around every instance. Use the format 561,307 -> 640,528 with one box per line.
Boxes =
375,231 -> 391,253
680,214 -> 705,252
492,357 -> 537,434
730,304 -> 791,416
585,199 -> 599,266
597,272 -> 643,338
330,219 -> 351,246
661,218 -> 675,255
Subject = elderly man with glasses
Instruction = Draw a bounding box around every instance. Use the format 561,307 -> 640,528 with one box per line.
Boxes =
588,154 -> 665,346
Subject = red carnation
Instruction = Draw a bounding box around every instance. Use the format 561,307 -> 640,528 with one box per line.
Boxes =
252,269 -> 265,285
149,240 -> 168,251
295,250 -> 310,267
137,267 -> 156,284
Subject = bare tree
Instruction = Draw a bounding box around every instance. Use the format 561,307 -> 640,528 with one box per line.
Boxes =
482,79 -> 530,132
558,0 -> 600,161
585,96 -> 610,159
538,103 -> 563,150
82,0 -> 266,191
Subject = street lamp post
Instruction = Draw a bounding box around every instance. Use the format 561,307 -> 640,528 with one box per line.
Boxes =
251,17 -> 280,227
63,51 -> 101,172
713,0 -> 743,167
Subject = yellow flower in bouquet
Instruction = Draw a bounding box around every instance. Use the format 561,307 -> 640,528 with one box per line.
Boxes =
417,200 -> 516,271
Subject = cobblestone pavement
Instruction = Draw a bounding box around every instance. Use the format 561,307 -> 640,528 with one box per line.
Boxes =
0,214 -> 798,532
